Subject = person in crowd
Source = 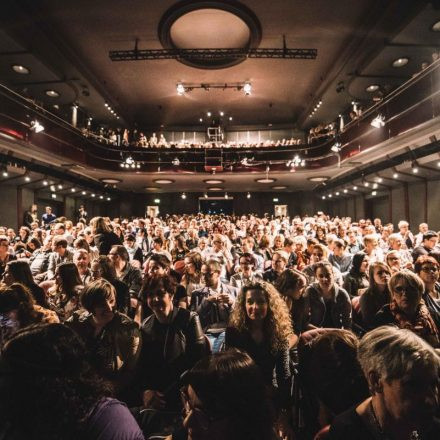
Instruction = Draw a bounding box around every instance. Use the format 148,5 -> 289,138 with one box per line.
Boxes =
362,234 -> 384,264
26,236 -> 41,254
0,323 -> 145,439
0,283 -> 58,346
108,245 -> 142,309
2,260 -> 47,307
47,236 -> 74,280
384,249 -> 402,273
29,236 -> 52,278
414,222 -> 429,247
48,262 -> 84,321
346,229 -> 364,254
177,349 -> 276,440
226,281 -> 294,404
263,250 -> 288,283
305,261 -> 352,329
234,236 -> 265,273
73,248 -> 92,285
300,330 -> 369,437
343,252 -> 369,297
137,274 -> 206,411
328,239 -> 352,275
190,259 -> 238,351
17,226 -> 31,244
387,233 -> 413,269
149,236 -> 172,262
77,204 -> 88,223
414,255 -> 440,330
203,234 -> 233,279
328,326 -> 440,439
90,216 -> 121,255
124,233 -> 143,266
397,220 -> 414,249
136,253 -> 187,322
0,235 -> 15,280
41,206 -> 56,229
358,262 -> 391,330
374,270 -> 439,347
91,255 -> 130,315
67,279 -> 141,396
230,252 -> 262,289
170,234 -> 189,263
181,251 -> 204,299
275,268 -> 309,335
412,230 -> 440,263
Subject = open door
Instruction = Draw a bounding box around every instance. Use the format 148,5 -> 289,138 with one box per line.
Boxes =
274,204 -> 288,217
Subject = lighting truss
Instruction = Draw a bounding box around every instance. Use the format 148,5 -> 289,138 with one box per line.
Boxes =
109,47 -> 317,62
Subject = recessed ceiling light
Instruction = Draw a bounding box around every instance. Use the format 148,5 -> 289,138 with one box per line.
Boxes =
255,178 -> 276,183
203,179 -> 225,184
308,176 -> 330,182
153,179 -> 175,184
393,173 -> 399,178
100,178 -> 122,184
207,187 -> 224,191
272,185 -> 287,190
366,84 -> 379,93
372,191 -> 377,196
144,186 -> 160,190
392,57 -> 409,68
12,64 -> 30,74
432,20 -> 440,32
45,90 -> 60,98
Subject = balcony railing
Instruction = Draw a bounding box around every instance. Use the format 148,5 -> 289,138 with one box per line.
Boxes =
0,58 -> 439,173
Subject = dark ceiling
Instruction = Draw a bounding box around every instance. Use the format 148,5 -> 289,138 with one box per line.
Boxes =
1,0 -> 438,129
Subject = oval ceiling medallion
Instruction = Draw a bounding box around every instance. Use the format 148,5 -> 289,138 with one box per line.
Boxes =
159,1 -> 262,69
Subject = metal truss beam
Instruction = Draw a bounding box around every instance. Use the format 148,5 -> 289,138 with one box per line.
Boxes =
109,48 -> 317,61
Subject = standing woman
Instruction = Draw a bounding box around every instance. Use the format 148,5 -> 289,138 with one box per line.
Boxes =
358,262 -> 391,330
90,216 -> 121,256
226,281 -> 295,407
343,252 -> 369,297
48,262 -> 84,321
275,268 -> 309,335
171,235 -> 189,263
305,261 -> 352,329
414,255 -> 440,330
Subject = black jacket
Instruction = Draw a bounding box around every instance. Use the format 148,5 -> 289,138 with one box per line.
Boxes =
94,232 -> 121,256
137,307 -> 206,408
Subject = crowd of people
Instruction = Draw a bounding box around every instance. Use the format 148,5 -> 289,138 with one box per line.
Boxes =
0,209 -> 439,439
81,127 -> 303,150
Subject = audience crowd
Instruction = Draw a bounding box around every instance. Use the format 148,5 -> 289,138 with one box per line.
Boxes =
0,209 -> 439,439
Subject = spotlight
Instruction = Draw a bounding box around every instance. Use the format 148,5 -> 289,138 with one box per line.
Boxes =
372,191 -> 377,196
219,111 -> 224,116
30,120 -> 45,133
364,182 -> 369,187
99,195 -> 104,199
71,188 -> 76,192
331,142 -> 341,153
437,161 -> 440,167
204,193 -> 208,198
353,186 -> 358,190
51,193 -> 56,199
154,198 -> 160,203
371,114 -> 385,128
322,196 -> 326,200
176,83 -> 185,95
373,183 -> 378,189
247,192 -> 251,199
58,184 -> 63,189
24,176 -> 31,182
107,197 -> 111,201
229,116 -> 233,121
335,192 -> 340,196
2,170 -> 8,177
412,164 -> 419,173
172,157 -> 180,166
377,177 -> 383,183
43,180 -> 48,186
82,191 -> 86,195
225,193 -> 229,199
207,112 -> 211,117
273,198 -> 279,202
328,194 -> 332,198
199,118 -> 203,122
181,193 -> 187,199
243,82 -> 252,96
91,193 -> 95,197
393,172 -> 399,178
343,189 -> 348,193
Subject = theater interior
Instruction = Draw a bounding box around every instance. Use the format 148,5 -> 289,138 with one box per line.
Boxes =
0,0 -> 440,228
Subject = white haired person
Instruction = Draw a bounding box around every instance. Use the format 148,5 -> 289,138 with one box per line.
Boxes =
328,326 -> 440,439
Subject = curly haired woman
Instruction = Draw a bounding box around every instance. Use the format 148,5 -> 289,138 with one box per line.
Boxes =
225,281 -> 295,410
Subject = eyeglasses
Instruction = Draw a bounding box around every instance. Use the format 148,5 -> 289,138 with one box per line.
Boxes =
421,266 -> 438,273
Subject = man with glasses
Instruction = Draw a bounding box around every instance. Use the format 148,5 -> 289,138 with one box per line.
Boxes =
190,259 -> 238,352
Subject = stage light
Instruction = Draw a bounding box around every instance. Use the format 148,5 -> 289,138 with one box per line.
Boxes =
30,120 -> 45,133
154,198 -> 160,203
107,197 -> 111,201
24,176 -> 31,182
331,142 -> 341,153
176,83 -> 185,95
51,193 -> 56,199
207,112 -> 211,117
372,191 -> 377,196
412,162 -> 419,173
43,180 -> 48,186
353,186 -> 357,190
343,189 -> 348,193
82,191 -> 86,195
393,172 -> 399,178
172,157 -> 180,166
247,192 -> 251,199
229,116 -> 233,121
243,82 -> 252,95
181,193 -> 186,199
371,114 -> 385,128
219,111 -> 224,116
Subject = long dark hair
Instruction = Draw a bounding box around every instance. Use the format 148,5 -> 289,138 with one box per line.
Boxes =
0,323 -> 112,439
183,350 -> 274,440
350,251 -> 367,276
92,255 -> 117,282
56,262 -> 82,299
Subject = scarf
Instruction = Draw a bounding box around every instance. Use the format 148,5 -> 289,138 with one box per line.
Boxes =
389,299 -> 440,347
